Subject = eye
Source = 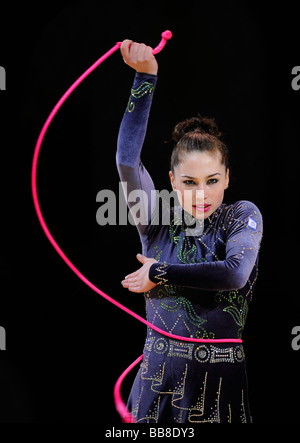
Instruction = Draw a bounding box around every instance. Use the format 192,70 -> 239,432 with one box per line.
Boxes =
207,178 -> 219,185
183,180 -> 196,185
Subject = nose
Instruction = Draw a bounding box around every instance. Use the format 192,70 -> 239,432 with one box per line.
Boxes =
195,189 -> 205,203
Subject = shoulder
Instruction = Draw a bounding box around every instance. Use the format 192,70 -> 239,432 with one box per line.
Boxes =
224,200 -> 262,217
230,200 -> 261,217
222,200 -> 263,233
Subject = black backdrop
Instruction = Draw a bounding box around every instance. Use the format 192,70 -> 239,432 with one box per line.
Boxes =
0,0 -> 299,424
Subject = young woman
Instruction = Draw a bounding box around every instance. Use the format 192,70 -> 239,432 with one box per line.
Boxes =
117,40 -> 263,423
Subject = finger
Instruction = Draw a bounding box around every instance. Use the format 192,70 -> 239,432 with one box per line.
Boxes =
122,279 -> 135,288
121,279 -> 141,292
124,276 -> 138,285
128,42 -> 140,60
120,39 -> 133,60
138,44 -> 153,64
136,253 -> 147,264
121,279 -> 129,288
144,45 -> 154,60
122,274 -> 138,288
136,43 -> 148,62
128,283 -> 142,293
129,280 -> 140,289
130,42 -> 148,60
125,271 -> 138,279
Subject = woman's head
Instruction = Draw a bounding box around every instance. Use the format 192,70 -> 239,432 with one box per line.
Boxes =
169,115 -> 230,220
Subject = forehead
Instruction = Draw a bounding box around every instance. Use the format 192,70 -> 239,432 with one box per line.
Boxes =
175,151 -> 225,175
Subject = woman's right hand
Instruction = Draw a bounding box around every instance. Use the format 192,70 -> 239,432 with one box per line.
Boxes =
120,40 -> 158,75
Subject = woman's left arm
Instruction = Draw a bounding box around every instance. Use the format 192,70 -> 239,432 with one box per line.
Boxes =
122,201 -> 263,292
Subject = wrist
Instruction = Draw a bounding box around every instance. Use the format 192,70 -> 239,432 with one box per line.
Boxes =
149,262 -> 169,285
135,71 -> 158,80
136,67 -> 158,76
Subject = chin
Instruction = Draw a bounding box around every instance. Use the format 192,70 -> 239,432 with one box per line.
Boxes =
193,213 -> 210,220
192,206 -> 215,220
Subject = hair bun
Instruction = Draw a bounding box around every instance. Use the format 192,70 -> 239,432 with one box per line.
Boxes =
172,114 -> 222,143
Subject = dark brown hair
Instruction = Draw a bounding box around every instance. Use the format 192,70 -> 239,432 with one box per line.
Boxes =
170,115 -> 230,173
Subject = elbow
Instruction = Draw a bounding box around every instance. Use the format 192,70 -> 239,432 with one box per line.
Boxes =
221,259 -> 250,291
116,152 -> 136,171
116,155 -> 134,177
116,152 -> 126,169
226,270 -> 249,291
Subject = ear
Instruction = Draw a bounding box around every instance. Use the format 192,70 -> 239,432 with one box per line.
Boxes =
225,169 -> 230,189
169,170 -> 176,191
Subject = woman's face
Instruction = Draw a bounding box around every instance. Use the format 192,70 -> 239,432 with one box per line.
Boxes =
169,150 -> 229,220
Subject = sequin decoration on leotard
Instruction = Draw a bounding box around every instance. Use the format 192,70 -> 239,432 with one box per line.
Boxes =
127,81 -> 155,112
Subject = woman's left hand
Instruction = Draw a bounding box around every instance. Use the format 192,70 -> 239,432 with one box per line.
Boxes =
121,254 -> 158,293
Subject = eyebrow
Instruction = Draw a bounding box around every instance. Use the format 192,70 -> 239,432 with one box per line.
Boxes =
180,173 -> 221,179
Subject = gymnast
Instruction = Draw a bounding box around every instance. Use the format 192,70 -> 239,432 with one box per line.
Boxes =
117,39 -> 263,423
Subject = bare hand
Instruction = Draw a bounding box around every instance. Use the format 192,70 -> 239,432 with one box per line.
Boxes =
121,254 -> 158,293
120,40 -> 158,75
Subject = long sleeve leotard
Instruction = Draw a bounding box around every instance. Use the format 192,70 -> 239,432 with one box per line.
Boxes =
116,71 -> 263,423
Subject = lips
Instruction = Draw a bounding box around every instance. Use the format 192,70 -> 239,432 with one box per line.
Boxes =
193,204 -> 211,213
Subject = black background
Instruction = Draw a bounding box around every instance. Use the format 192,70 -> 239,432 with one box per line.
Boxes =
0,0 -> 299,424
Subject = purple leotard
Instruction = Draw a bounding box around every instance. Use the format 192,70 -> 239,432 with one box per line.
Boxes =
116,72 -> 263,423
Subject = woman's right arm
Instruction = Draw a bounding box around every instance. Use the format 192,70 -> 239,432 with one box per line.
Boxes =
116,41 -> 158,240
